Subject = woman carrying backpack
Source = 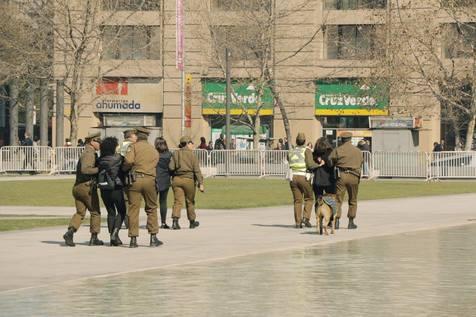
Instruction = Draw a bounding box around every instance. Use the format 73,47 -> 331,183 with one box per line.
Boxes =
98,137 -> 126,246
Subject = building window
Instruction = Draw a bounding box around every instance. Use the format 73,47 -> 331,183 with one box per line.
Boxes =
102,0 -> 160,11
211,0 -> 271,11
211,25 -> 268,61
326,25 -> 384,60
443,23 -> 476,59
102,26 -> 160,60
324,0 -> 386,10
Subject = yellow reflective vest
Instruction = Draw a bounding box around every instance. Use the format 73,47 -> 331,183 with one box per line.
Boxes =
288,146 -> 307,173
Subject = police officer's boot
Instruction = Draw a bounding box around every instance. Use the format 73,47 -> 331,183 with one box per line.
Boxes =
302,218 -> 312,228
335,218 -> 340,230
63,227 -> 75,247
189,220 -> 200,229
110,228 -> 120,247
150,234 -> 163,247
172,218 -> 181,230
129,236 -> 138,248
89,233 -> 104,246
348,218 -> 358,230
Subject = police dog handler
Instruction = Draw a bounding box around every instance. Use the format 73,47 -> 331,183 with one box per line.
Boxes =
169,136 -> 204,230
63,132 -> 103,247
288,133 -> 320,228
329,131 -> 363,229
122,127 -> 163,248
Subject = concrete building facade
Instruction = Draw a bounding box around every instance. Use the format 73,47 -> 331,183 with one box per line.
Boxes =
52,0 -> 476,151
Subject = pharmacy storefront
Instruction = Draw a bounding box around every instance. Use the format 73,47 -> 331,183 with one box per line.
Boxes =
202,80 -> 274,150
315,79 -> 389,148
94,77 -> 163,141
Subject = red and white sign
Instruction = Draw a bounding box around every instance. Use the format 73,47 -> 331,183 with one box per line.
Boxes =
176,0 -> 184,71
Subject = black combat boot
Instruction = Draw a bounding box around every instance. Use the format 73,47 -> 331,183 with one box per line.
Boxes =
89,233 -> 104,246
335,218 -> 340,230
161,223 -> 170,229
295,223 -> 303,229
129,236 -> 138,248
150,234 -> 164,247
172,218 -> 181,230
302,218 -> 312,228
189,220 -> 200,229
63,227 -> 75,247
348,218 -> 358,230
110,229 -> 120,247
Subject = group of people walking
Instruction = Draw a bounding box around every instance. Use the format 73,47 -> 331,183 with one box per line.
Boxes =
288,131 -> 363,231
63,128 -> 204,248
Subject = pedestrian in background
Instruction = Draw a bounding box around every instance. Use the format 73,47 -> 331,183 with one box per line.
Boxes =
288,133 -> 319,228
97,137 -> 126,246
214,133 -> 226,150
123,127 -> 162,248
63,132 -> 103,247
169,136 -> 204,230
329,132 -> 363,230
198,137 -> 208,150
155,137 -> 172,229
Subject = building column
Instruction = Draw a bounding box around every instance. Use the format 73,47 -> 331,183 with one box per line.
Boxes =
55,80 -> 64,147
9,79 -> 19,146
25,84 -> 34,139
40,79 -> 49,146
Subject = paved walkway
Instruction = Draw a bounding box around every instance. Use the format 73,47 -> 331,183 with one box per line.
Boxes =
0,194 -> 475,293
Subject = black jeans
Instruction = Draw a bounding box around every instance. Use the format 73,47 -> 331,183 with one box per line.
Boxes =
158,188 -> 169,224
100,188 -> 127,233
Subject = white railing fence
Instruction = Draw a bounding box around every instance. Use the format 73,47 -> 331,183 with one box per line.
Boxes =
0,146 -> 475,180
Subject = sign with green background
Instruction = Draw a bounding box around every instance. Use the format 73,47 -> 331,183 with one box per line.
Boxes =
315,80 -> 389,116
202,80 -> 274,115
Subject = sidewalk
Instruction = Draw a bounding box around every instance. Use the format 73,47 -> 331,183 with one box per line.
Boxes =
0,193 -> 475,293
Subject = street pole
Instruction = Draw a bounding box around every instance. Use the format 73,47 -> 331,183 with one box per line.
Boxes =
55,80 -> 64,147
225,48 -> 232,150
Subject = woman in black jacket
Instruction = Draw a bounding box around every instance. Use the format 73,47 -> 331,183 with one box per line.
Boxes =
155,137 -> 172,229
98,137 -> 126,246
312,137 -> 336,197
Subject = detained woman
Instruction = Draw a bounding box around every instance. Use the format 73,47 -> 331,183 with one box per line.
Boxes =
98,137 -> 127,246
312,137 -> 338,227
155,137 -> 172,229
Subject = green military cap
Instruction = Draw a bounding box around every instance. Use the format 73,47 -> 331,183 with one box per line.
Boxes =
296,132 -> 306,143
180,135 -> 192,144
123,128 -> 137,137
85,131 -> 101,142
136,127 -> 151,135
341,132 -> 353,139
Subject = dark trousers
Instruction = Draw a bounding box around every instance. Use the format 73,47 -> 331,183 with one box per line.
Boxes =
100,188 -> 127,233
158,188 -> 169,224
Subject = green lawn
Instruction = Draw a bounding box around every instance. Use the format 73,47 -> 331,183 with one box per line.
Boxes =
0,178 -> 476,209
0,218 -> 70,232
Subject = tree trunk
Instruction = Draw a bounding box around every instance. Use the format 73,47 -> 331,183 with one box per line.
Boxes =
464,113 -> 476,150
69,94 -> 78,144
270,83 -> 292,147
253,115 -> 261,150
9,79 -> 19,145
25,84 -> 34,139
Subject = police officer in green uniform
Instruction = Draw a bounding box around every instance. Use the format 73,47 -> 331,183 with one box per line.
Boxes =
169,136 -> 204,230
122,127 -> 162,248
329,131 -> 363,229
288,133 -> 319,228
63,132 -> 103,247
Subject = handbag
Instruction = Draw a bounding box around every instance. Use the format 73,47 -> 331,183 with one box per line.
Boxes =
97,169 -> 115,190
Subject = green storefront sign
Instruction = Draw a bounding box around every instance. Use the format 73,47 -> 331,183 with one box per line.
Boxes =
315,80 -> 389,116
202,80 -> 274,115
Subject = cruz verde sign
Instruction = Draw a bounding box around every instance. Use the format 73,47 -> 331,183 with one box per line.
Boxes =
202,80 -> 273,115
315,80 -> 389,116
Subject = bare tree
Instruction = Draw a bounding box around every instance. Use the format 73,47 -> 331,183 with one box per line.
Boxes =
199,0 -> 326,149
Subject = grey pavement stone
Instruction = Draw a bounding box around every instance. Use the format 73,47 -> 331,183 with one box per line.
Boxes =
0,193 -> 475,293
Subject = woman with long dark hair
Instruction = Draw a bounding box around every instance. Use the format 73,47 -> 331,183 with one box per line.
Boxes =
98,137 -> 126,246
313,137 -> 336,196
155,137 -> 172,229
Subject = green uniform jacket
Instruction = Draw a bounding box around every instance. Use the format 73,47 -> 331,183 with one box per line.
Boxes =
329,141 -> 363,176
169,148 -> 204,185
75,144 -> 98,185
123,140 -> 159,177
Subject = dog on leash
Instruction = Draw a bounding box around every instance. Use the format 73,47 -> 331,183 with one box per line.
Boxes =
316,196 -> 335,235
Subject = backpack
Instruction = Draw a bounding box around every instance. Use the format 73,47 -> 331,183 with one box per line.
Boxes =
97,169 -> 115,190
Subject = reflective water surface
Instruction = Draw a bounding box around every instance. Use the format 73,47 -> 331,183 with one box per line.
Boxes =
1,225 -> 476,316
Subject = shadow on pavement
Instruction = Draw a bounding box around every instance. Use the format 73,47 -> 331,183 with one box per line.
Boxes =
252,224 -> 296,229
41,240 -> 90,246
